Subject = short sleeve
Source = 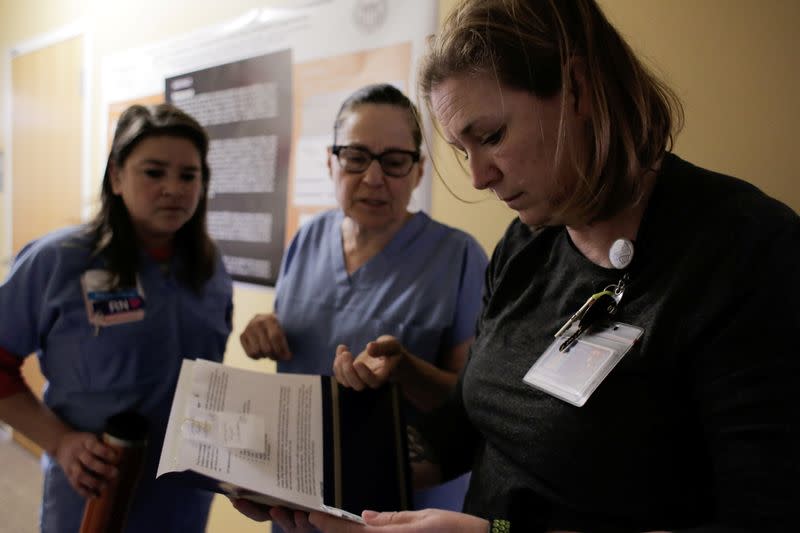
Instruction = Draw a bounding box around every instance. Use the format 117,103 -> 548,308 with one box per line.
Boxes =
273,229 -> 301,313
0,240 -> 55,358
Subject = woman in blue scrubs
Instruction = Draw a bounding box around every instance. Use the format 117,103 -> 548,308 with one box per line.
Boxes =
237,84 -> 488,529
0,103 -> 233,532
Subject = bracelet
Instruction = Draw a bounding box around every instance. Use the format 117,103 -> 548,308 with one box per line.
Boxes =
488,519 -> 510,533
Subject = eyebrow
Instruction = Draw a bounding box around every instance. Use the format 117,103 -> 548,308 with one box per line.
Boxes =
459,120 -> 479,138
140,158 -> 200,171
140,158 -> 168,166
445,114 -> 501,151
441,118 -> 488,148
344,143 -> 417,153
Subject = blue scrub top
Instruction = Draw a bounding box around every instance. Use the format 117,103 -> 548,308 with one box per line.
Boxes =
0,226 -> 233,532
275,210 -> 487,512
276,210 -> 486,374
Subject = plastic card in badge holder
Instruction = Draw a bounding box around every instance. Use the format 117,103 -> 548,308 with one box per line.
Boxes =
80,269 -> 146,327
523,322 -> 643,407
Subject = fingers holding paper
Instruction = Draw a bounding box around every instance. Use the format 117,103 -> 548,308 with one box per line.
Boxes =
229,498 -> 272,521
230,500 -> 315,533
309,509 -> 490,533
271,506 -> 315,533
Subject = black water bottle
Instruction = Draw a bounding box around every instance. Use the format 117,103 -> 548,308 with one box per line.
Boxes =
79,411 -> 148,533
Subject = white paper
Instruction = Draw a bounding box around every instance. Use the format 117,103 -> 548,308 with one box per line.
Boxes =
181,407 -> 265,453
158,359 -> 339,516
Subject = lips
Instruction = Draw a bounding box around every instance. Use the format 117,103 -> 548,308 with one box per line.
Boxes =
499,192 -> 523,208
159,205 -> 187,214
358,198 -> 388,207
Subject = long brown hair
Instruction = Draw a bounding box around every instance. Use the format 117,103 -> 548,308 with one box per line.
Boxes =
420,0 -> 684,223
87,103 -> 216,291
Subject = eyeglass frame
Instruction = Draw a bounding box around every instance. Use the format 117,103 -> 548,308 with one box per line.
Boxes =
330,144 -> 421,178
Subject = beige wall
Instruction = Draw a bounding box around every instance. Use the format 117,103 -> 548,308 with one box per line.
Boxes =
601,0 -> 799,213
1,0 -> 798,530
433,0 -> 800,253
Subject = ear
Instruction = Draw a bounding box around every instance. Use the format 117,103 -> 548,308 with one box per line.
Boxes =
326,146 -> 334,179
108,160 -> 123,195
569,57 -> 592,119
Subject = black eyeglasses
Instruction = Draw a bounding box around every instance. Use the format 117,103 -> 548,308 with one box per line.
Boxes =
331,145 -> 420,178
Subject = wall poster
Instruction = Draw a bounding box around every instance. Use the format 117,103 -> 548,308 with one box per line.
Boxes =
166,52 -> 292,285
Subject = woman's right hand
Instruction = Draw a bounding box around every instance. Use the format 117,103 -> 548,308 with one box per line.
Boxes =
231,499 -> 314,532
229,498 -> 272,521
53,431 -> 119,499
240,313 -> 292,361
310,509 -> 489,533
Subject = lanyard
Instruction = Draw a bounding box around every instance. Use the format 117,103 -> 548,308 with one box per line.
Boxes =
555,272 -> 630,352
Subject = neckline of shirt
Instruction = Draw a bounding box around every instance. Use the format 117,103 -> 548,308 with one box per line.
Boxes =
332,210 -> 430,287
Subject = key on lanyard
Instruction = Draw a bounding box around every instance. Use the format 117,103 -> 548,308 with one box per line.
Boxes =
554,288 -> 619,339
558,291 -> 618,352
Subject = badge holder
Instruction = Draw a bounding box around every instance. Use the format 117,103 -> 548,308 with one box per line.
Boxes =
81,269 -> 146,332
523,321 -> 643,407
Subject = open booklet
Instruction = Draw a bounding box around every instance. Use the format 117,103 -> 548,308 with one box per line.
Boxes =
156,359 -> 411,524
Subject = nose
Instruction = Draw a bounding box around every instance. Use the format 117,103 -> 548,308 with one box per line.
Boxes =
468,151 -> 500,191
162,174 -> 188,197
361,159 -> 385,186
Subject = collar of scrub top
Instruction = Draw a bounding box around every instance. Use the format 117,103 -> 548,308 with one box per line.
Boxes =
145,245 -> 174,263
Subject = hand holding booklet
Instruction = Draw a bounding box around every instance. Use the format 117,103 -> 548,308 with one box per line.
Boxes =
156,359 -> 411,523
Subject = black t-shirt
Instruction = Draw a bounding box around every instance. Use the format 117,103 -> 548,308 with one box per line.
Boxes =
423,153 -> 800,532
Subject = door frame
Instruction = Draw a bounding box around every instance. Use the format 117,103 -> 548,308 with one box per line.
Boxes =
3,18 -> 93,262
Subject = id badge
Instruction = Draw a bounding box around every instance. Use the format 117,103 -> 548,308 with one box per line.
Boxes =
80,269 -> 146,327
523,322 -> 643,407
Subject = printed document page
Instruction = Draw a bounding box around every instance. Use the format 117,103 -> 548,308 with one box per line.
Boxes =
158,359 -> 324,512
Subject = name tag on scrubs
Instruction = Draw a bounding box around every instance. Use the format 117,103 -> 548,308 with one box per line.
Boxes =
80,269 -> 146,327
523,322 -> 643,407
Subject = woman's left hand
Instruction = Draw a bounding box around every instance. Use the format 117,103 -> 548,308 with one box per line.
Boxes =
333,336 -> 407,390
309,508 -> 489,533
